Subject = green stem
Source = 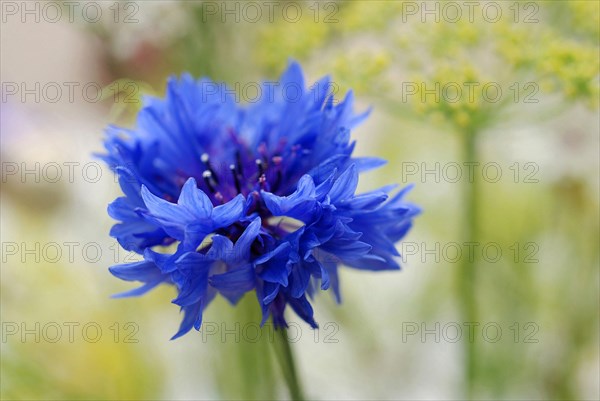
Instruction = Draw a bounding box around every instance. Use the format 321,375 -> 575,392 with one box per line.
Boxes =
460,128 -> 478,399
272,327 -> 305,401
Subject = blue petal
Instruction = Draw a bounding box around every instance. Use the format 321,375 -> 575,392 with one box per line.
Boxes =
171,252 -> 212,306
263,282 -> 280,305
287,294 -> 318,329
232,217 -> 262,260
328,165 -> 358,203
213,194 -> 246,227
340,190 -> 390,210
171,301 -> 203,340
108,220 -> 165,253
178,178 -> 212,218
209,264 -> 255,304
140,186 -> 192,239
206,235 -> 234,260
109,260 -> 159,281
289,262 -> 311,298
256,242 -> 292,287
144,247 -> 179,273
262,175 -> 318,222
109,260 -> 165,298
182,223 -> 213,251
311,250 -> 341,302
280,60 -> 305,93
352,157 -> 387,172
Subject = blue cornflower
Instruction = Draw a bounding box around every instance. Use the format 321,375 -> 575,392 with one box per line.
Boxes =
101,62 -> 419,339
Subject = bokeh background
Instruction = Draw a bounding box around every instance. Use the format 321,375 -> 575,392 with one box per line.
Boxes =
1,1 -> 598,400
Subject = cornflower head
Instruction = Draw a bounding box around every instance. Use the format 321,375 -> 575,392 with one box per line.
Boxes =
101,61 -> 419,339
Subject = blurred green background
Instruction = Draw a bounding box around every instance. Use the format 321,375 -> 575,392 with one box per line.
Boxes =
1,1 -> 598,400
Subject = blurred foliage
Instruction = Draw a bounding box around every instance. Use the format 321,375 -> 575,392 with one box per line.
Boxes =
258,1 -> 599,129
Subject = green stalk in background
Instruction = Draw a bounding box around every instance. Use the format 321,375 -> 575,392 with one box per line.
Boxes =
213,294 -> 277,400
460,128 -> 479,399
272,327 -> 305,401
